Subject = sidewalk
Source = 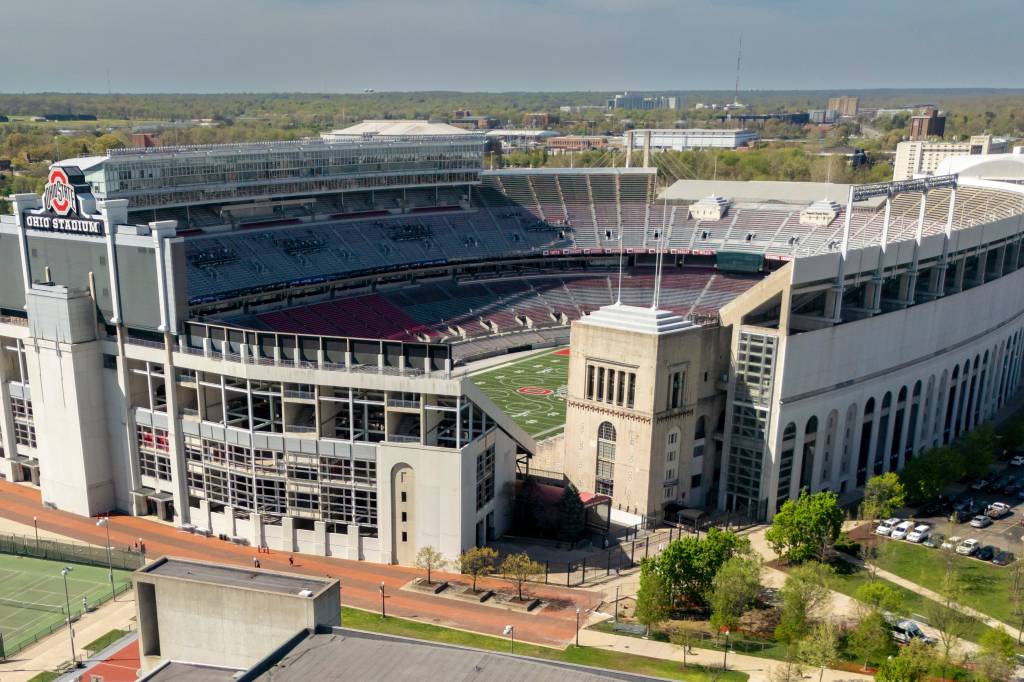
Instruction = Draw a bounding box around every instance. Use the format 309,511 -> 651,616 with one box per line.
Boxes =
579,627 -> 872,682
0,594 -> 138,682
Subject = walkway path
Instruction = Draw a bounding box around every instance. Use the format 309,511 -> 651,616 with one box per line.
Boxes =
0,480 -> 598,648
579,628 -> 873,682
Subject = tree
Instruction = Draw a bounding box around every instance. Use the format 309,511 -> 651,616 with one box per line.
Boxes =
854,582 -> 902,614
849,610 -> 895,670
796,620 -> 839,682
899,445 -> 965,505
499,552 -> 543,601
874,639 -> 931,682
960,424 -> 995,480
860,473 -> 906,521
774,562 -> 833,645
655,527 -> 750,608
924,564 -> 972,680
977,626 -> 1016,679
415,545 -> 446,585
635,561 -> 671,636
765,491 -> 843,563
670,628 -> 700,669
708,555 -> 762,632
557,483 -> 586,543
1009,555 -> 1024,643
456,546 -> 497,592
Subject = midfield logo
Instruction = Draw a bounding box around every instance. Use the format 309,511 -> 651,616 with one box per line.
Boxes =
42,167 -> 77,216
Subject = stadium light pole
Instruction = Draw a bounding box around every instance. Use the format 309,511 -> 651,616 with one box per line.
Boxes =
61,566 -> 79,668
96,517 -> 116,602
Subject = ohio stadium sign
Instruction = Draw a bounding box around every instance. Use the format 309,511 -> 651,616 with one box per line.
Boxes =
24,167 -> 104,235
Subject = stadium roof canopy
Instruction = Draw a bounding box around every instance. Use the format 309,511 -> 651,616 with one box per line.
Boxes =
323,119 -> 472,137
933,153 -> 1024,182
658,179 -> 886,208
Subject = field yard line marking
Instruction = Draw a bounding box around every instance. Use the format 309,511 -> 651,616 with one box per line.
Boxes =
468,348 -> 566,377
532,424 -> 566,439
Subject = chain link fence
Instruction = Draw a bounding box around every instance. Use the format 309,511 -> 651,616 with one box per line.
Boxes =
0,533 -> 144,571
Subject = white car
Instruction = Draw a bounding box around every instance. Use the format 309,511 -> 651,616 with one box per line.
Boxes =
875,518 -> 901,536
891,520 -> 914,540
986,502 -> 1012,519
906,524 -> 931,543
1011,455 -> 1024,466
941,535 -> 961,551
956,538 -> 980,556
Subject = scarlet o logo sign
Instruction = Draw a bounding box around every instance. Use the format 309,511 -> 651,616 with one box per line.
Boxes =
43,168 -> 76,216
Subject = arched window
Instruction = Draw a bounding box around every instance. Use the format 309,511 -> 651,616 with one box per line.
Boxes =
800,416 -> 819,492
777,422 -> 798,505
595,422 -> 616,496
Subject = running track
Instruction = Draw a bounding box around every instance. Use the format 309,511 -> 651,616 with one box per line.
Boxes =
0,481 -> 599,647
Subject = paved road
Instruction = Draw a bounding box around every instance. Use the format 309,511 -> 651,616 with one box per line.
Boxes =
0,481 -> 599,647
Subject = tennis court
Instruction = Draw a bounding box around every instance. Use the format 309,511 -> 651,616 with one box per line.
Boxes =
471,348 -> 569,439
0,553 -> 132,657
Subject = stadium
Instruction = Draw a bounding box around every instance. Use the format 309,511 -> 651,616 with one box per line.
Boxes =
1,118 -> 1024,563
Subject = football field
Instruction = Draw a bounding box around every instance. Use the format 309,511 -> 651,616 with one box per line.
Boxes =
471,348 -> 569,439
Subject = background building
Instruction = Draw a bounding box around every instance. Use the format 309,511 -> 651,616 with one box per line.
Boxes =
608,92 -> 679,111
909,107 -> 947,140
827,96 -> 859,117
893,135 -> 1009,180
625,128 -> 758,152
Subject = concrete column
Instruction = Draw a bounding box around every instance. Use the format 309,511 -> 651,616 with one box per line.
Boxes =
198,499 -> 212,532
346,523 -> 362,561
624,131 -> 633,168
249,510 -> 263,548
314,520 -> 328,556
281,516 -> 297,552
162,334 -> 190,526
642,131 -> 652,168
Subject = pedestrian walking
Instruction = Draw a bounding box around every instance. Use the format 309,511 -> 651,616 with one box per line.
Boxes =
253,556 -> 258,568
288,556 -> 294,566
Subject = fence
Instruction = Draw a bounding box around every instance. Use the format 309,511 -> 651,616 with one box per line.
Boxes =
0,533 -> 144,571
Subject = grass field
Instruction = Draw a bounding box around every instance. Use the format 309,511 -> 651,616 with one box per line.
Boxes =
342,607 -> 748,681
866,539 -> 1021,628
0,554 -> 132,657
471,348 -> 569,439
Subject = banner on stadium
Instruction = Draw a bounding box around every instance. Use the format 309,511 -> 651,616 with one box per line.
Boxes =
25,167 -> 104,236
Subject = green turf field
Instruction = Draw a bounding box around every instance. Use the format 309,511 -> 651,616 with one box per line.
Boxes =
471,348 -> 569,439
0,554 -> 132,657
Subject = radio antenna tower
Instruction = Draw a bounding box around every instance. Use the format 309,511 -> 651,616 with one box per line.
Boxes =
734,34 -> 742,106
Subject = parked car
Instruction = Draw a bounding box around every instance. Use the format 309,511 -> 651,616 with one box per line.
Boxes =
986,502 -> 1012,519
1002,480 -> 1022,496
918,498 -> 952,517
875,518 -> 901,536
923,533 -> 945,549
993,551 -> 1016,566
1011,455 -> 1024,466
950,498 -> 980,523
890,619 -> 936,646
941,535 -> 961,551
891,520 -> 915,540
970,515 -> 994,528
971,478 -> 991,491
976,545 -> 998,561
956,538 -> 981,556
906,524 -> 931,543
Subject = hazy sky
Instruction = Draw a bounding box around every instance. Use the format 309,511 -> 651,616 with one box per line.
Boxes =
5,0 -> 1022,93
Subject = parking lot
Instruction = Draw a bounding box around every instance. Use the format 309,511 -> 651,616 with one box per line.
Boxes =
880,461 -> 1024,560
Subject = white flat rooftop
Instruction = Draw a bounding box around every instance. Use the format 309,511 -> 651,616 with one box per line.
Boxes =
579,303 -> 694,335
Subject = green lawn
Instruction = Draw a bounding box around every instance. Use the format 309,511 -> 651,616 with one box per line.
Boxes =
83,628 -> 129,654
867,539 -> 1020,628
342,607 -> 747,681
591,619 -> 790,661
826,561 -> 993,644
471,349 -> 569,439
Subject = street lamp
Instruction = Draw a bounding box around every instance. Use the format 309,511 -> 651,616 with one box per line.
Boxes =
503,624 -> 514,653
61,566 -> 80,668
379,582 -> 387,619
722,628 -> 730,672
33,516 -> 39,553
96,517 -> 116,602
